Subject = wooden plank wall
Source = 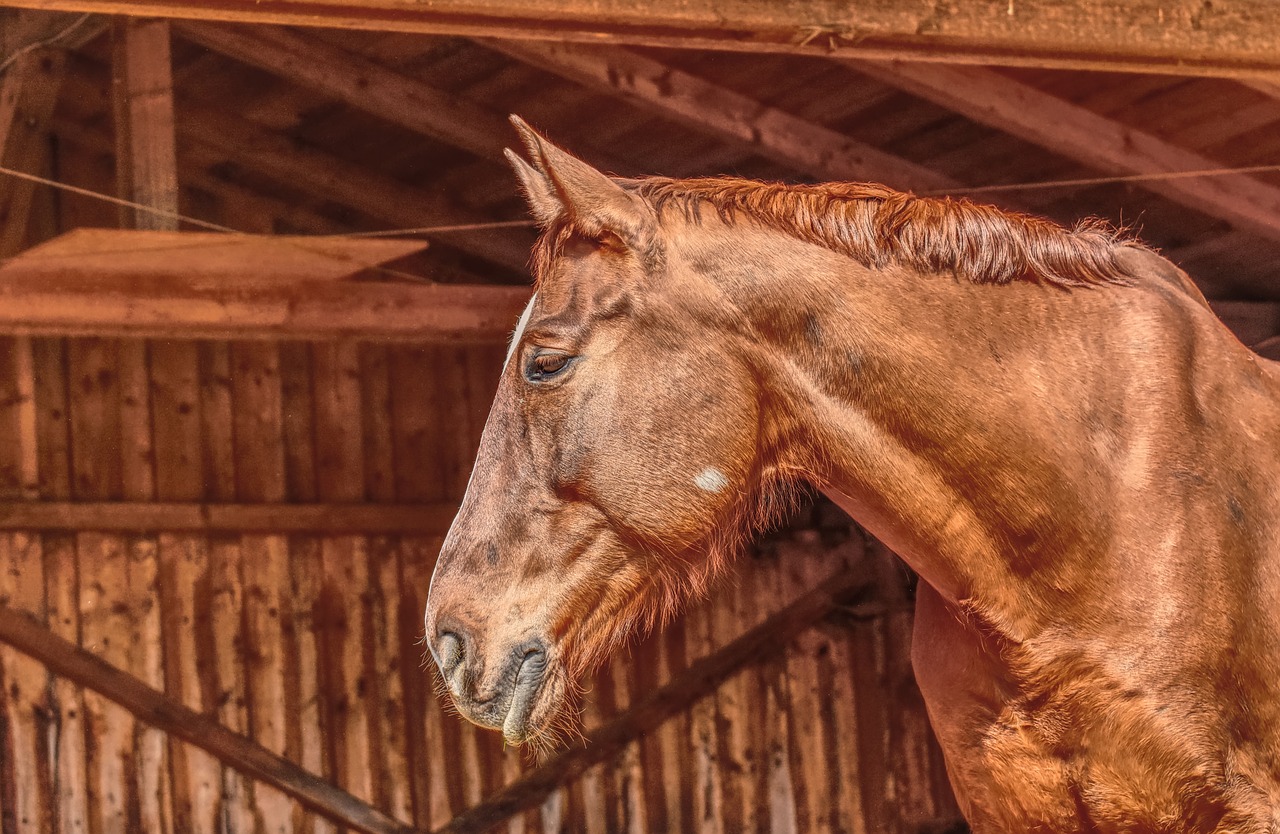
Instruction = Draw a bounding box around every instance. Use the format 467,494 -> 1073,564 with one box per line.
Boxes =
0,333 -> 962,834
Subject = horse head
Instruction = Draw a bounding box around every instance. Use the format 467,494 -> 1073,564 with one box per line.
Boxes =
423,118 -> 790,746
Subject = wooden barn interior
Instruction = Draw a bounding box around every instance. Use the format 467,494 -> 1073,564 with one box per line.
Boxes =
1,3 -> 1279,832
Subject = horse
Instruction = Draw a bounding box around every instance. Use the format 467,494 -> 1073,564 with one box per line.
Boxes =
424,116 -> 1280,832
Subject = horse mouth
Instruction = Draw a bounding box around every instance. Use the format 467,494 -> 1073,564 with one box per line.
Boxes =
501,648 -> 550,744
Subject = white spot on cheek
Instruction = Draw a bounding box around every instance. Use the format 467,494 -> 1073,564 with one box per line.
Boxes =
694,467 -> 729,493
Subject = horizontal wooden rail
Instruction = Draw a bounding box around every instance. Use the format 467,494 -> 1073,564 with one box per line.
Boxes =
436,563 -> 874,833
0,502 -> 458,534
0,604 -> 422,834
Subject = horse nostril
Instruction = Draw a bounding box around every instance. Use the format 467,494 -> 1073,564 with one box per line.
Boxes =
436,631 -> 465,677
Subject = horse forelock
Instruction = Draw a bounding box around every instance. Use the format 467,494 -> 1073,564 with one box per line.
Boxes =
629,176 -> 1142,289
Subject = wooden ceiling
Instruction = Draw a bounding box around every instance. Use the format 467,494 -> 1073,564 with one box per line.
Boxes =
3,3 -> 1280,318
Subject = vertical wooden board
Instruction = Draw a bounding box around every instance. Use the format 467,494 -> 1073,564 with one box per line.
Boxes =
241,535 -> 294,834
31,338 -> 71,500
66,338 -> 122,500
197,343 -> 237,502
44,534 -> 89,834
849,612 -> 891,833
606,652 -> 646,834
126,536 -> 171,834
782,542 -> 835,834
0,337 -> 37,498
436,347 -> 473,500
684,597 -> 722,834
577,681 -> 609,834
287,536 -> 334,834
358,345 -> 396,503
658,611 -> 693,834
0,533 -> 52,834
310,342 -> 364,503
278,343 -> 316,503
77,532 -> 138,834
630,628 -> 669,834
388,347 -> 444,504
230,342 -> 286,503
318,537 -> 375,808
157,534 -> 219,834
369,536 -> 412,823
149,341 -> 203,502
398,536 -> 448,829
710,576 -> 751,834
208,537 -> 254,832
758,554 -> 797,834
116,338 -> 167,834
117,340 -> 155,501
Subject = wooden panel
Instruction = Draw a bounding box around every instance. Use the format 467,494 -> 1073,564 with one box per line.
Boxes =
0,335 -> 962,834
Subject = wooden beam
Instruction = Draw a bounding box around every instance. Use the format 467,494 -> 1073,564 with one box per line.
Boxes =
111,17 -> 178,230
851,60 -> 1280,243
174,22 -> 514,162
0,501 -> 457,533
434,564 -> 874,834
0,234 -> 531,340
6,2 -> 1280,80
0,603 -> 420,834
173,100 -> 535,274
491,40 -> 956,193
0,48 -> 65,255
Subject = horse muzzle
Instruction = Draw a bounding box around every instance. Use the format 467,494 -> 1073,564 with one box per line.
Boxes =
429,626 -> 553,744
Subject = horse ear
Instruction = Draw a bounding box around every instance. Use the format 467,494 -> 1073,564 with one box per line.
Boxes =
508,115 -> 653,246
505,148 -> 562,227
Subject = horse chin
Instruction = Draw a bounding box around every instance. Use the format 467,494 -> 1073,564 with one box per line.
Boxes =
500,661 -> 567,748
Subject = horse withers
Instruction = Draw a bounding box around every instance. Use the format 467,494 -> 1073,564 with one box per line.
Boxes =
424,117 -> 1280,831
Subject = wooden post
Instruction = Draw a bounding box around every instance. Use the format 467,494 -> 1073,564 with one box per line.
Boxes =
111,17 -> 178,230
0,48 -> 65,256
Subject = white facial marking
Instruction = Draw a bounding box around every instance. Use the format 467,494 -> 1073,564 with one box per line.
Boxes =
694,467 -> 729,493
504,292 -> 538,369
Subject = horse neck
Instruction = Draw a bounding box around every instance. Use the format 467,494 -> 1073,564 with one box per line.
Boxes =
687,223 -> 1119,632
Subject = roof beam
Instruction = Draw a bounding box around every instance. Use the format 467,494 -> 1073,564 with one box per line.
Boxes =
6,2 -> 1280,80
490,40 -> 956,193
173,100 -> 535,274
0,48 -> 65,256
851,60 -> 1280,243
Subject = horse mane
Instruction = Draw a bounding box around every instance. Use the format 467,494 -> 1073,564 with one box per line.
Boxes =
631,176 -> 1140,288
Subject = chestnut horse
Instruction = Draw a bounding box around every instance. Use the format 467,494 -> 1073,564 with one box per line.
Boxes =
425,118 -> 1280,832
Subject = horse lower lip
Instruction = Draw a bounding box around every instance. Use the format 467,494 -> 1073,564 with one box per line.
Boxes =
502,656 -> 546,742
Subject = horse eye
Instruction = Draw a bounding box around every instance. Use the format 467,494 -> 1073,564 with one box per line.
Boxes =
526,352 -> 573,382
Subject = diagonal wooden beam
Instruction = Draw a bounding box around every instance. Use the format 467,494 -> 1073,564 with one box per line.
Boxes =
0,602 -> 421,834
6,1 -> 1280,80
434,563 -> 874,834
173,100 -> 535,274
850,60 -> 1280,243
489,39 -> 956,193
174,22 -> 514,162
0,48 -> 65,256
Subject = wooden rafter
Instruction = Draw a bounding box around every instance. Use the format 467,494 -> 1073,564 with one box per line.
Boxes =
851,60 -> 1280,243
172,101 -> 535,273
0,603 -> 420,834
173,22 -> 639,177
491,39 -> 956,193
6,2 -> 1280,80
0,48 -> 65,256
